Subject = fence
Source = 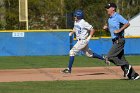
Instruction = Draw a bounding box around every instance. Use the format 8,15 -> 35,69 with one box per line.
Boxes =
0,30 -> 140,56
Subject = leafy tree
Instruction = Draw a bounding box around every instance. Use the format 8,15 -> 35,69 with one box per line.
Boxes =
0,0 -> 140,36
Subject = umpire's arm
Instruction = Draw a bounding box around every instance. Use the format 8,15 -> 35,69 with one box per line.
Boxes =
114,23 -> 130,34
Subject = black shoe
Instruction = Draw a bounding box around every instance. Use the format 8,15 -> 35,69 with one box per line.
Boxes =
62,68 -> 71,74
124,65 -> 131,77
131,73 -> 140,80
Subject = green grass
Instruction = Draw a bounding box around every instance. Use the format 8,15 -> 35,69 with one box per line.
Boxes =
0,55 -> 139,69
0,80 -> 140,93
0,55 -> 140,93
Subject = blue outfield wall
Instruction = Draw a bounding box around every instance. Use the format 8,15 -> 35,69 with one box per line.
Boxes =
0,32 -> 70,56
87,38 -> 140,55
0,31 -> 140,56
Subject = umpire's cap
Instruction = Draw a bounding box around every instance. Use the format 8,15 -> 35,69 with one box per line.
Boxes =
74,10 -> 84,19
105,3 -> 117,9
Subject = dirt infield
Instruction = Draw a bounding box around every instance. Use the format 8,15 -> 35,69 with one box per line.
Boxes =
0,66 -> 140,82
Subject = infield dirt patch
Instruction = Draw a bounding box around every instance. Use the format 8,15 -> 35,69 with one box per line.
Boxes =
0,66 -> 140,82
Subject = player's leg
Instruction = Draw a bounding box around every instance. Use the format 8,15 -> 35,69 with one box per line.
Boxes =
62,55 -> 74,73
62,40 -> 87,73
82,45 -> 104,60
92,53 -> 104,60
62,46 -> 77,73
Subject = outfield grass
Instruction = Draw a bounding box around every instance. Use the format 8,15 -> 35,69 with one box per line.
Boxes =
0,80 -> 140,93
0,55 -> 140,93
0,55 -> 139,69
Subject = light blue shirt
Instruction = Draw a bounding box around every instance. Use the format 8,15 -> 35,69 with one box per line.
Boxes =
108,12 -> 129,39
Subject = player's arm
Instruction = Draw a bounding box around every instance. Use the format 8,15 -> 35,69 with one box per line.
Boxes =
86,28 -> 95,41
69,29 -> 75,36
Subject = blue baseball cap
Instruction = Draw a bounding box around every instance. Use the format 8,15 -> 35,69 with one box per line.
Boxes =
74,10 -> 84,19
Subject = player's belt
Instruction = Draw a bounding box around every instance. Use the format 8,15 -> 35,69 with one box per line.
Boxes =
77,39 -> 85,41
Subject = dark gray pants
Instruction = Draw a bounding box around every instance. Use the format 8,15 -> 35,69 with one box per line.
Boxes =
107,38 -> 136,78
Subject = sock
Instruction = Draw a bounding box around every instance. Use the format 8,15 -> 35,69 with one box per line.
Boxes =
92,53 -> 104,60
68,56 -> 75,71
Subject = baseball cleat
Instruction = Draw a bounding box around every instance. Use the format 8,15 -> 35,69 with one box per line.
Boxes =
131,73 -> 140,80
61,68 -> 71,74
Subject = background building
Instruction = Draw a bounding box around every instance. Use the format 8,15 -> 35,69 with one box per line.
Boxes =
125,12 -> 140,36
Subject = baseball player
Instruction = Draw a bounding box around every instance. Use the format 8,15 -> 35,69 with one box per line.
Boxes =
104,3 -> 139,80
62,10 -> 105,73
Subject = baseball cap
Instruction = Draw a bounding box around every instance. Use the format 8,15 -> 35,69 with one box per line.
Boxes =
105,3 -> 117,9
74,10 -> 84,19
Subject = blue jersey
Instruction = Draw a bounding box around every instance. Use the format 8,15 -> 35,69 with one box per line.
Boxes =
108,12 -> 129,39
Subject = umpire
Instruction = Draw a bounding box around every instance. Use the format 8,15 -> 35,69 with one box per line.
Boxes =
103,3 -> 139,80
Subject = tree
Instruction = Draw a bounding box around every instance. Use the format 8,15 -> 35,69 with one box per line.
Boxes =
0,0 -> 6,29
28,0 -> 66,29
0,0 -> 140,32
4,0 -> 19,30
